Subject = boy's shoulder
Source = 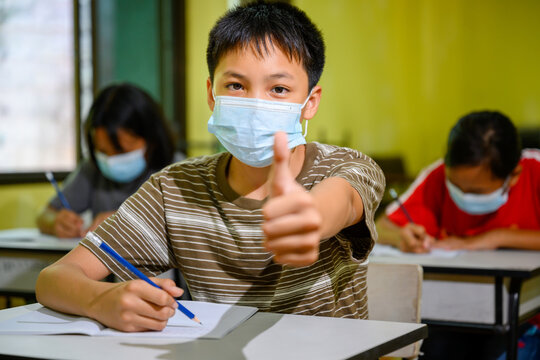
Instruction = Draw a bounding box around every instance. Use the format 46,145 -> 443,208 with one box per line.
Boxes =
156,152 -> 225,180
308,142 -> 378,166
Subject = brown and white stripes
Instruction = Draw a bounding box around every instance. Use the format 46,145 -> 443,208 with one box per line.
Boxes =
81,142 -> 385,319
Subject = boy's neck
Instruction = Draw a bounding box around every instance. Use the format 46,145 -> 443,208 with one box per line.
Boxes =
227,144 -> 306,200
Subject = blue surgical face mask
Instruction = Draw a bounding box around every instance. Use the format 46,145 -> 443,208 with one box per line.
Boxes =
207,91 -> 311,168
95,147 -> 147,183
445,177 -> 510,215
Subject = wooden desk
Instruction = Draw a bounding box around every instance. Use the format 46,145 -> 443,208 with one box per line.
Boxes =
0,303 -> 427,360
370,245 -> 540,360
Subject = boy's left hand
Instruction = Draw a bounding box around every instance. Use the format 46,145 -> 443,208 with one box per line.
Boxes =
262,131 -> 322,267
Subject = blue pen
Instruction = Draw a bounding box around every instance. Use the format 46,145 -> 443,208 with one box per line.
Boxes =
45,171 -> 72,210
389,188 -> 414,223
86,232 -> 201,325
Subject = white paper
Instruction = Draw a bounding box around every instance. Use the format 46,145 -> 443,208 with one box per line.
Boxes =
0,307 -> 104,335
370,244 -> 462,258
0,301 -> 257,339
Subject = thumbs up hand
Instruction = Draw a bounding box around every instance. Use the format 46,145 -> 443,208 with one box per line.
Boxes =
262,131 -> 322,267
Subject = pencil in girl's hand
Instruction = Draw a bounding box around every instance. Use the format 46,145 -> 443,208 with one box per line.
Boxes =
86,232 -> 202,325
45,171 -> 72,210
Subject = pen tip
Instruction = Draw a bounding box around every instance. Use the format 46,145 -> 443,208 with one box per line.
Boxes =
193,317 -> 202,325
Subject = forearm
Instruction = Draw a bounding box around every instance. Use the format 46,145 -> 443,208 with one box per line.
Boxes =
36,207 -> 58,235
491,229 -> 540,250
36,262 -> 114,317
375,216 -> 403,248
310,177 -> 363,239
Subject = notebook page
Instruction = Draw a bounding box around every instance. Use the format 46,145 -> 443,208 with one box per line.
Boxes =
0,306 -> 104,335
99,301 -> 258,339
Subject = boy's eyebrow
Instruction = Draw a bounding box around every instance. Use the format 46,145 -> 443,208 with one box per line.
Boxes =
222,71 -> 247,79
267,72 -> 294,80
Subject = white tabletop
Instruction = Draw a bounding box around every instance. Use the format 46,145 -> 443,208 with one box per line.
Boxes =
0,303 -> 427,360
369,244 -> 540,277
0,228 -> 79,253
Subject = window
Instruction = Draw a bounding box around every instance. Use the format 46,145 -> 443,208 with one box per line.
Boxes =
0,0 -> 91,182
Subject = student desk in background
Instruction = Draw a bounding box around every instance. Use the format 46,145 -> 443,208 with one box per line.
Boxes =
0,303 -> 427,360
0,229 -> 188,304
370,245 -> 540,360
0,228 -> 79,304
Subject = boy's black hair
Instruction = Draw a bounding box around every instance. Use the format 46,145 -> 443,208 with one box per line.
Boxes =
444,110 -> 521,179
84,83 -> 175,173
206,1 -> 325,91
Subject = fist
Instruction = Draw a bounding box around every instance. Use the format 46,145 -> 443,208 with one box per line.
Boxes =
262,132 -> 322,267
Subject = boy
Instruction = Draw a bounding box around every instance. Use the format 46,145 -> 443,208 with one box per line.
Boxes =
377,110 -> 540,253
36,2 -> 385,332
377,110 -> 540,360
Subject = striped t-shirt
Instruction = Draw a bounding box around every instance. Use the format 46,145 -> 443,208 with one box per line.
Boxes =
81,142 -> 385,319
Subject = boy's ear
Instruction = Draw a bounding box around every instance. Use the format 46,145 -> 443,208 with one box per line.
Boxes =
302,85 -> 322,120
206,78 -> 215,111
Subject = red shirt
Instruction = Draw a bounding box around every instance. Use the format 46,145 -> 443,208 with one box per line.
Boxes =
386,149 -> 540,238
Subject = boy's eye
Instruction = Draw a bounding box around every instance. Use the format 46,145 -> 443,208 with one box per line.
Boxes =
226,83 -> 244,91
272,86 -> 289,95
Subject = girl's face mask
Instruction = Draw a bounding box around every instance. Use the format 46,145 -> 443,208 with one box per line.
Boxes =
95,147 -> 147,183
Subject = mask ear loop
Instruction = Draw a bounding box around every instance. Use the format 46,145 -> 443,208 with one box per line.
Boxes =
501,175 -> 512,194
303,120 -> 309,138
301,89 -> 314,138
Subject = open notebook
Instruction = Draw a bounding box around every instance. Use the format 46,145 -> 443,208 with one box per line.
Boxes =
0,301 -> 257,339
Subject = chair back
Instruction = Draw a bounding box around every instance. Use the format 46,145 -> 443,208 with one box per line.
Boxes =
367,262 -> 423,359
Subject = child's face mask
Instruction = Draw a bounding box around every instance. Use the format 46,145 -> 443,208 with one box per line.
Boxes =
95,147 -> 147,183
207,91 -> 311,168
445,177 -> 510,215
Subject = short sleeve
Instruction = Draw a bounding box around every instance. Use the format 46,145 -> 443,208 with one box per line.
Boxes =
80,172 -> 176,279
329,154 -> 386,260
49,160 -> 94,214
385,160 -> 445,237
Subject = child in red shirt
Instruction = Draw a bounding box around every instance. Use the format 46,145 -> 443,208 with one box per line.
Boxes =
378,110 -> 540,252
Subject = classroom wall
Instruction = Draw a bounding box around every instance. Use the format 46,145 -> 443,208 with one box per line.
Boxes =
185,0 -> 227,156
0,184 -> 54,229
1,0 -> 539,230
185,0 -> 540,174
293,0 -> 540,174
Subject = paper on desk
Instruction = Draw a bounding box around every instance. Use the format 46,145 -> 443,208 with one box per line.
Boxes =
0,301 -> 257,339
0,228 -> 80,243
370,244 -> 462,258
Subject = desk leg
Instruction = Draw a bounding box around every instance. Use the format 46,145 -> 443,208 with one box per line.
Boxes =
507,278 -> 523,360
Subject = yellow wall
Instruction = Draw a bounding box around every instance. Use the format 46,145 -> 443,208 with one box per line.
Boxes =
185,0 -> 540,172
185,0 -> 227,157
294,0 -> 540,174
0,184 -> 54,229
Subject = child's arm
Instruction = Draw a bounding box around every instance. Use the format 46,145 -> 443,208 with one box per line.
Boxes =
263,132 -> 366,266
37,206 -> 84,238
376,216 -> 434,253
36,245 -> 182,331
432,228 -> 540,251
